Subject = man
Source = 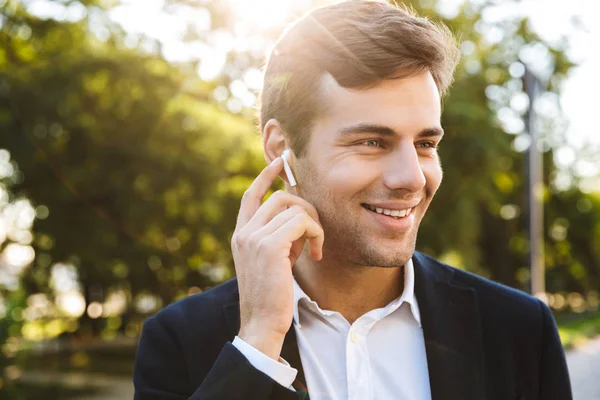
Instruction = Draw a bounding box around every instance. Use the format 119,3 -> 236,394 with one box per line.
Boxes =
134,1 -> 572,399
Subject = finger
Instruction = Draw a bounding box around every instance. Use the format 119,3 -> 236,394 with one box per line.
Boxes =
254,205 -> 307,237
268,213 -> 324,260
252,206 -> 323,261
236,157 -> 283,228
245,191 -> 321,233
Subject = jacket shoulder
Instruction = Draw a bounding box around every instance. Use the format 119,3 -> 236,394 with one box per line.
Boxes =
415,252 -> 546,326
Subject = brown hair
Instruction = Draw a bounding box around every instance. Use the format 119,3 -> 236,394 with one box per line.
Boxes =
258,0 -> 460,157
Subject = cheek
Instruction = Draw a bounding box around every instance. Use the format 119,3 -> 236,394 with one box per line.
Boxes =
322,161 -> 379,192
422,159 -> 443,194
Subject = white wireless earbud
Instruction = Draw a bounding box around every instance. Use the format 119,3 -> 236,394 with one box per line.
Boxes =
281,149 -> 297,187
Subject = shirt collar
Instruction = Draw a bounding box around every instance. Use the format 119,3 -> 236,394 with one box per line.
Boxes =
292,258 -> 421,328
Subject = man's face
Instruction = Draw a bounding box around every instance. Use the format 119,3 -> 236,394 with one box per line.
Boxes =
294,71 -> 443,268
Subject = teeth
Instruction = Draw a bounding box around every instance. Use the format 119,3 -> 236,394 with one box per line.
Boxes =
365,205 -> 412,218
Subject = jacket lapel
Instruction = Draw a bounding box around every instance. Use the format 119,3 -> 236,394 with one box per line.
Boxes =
222,281 -> 309,398
413,252 -> 486,400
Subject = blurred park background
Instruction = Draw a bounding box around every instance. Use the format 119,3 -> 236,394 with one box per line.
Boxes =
1,0 -> 599,398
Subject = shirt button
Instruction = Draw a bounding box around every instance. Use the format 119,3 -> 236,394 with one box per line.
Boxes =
350,329 -> 359,343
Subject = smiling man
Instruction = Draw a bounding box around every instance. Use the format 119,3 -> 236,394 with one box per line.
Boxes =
133,1 -> 572,399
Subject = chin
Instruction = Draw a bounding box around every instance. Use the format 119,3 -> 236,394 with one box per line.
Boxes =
352,242 -> 415,268
381,237 -> 417,263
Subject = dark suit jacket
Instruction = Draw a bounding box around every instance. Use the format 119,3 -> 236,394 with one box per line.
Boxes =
133,252 -> 572,400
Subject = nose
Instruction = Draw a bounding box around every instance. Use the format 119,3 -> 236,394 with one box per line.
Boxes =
382,141 -> 426,193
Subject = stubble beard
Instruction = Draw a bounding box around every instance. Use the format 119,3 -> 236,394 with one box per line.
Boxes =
295,163 -> 419,269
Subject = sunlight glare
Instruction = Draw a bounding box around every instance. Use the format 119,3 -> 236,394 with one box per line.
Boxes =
224,0 -> 296,31
3,243 -> 35,268
56,291 -> 86,318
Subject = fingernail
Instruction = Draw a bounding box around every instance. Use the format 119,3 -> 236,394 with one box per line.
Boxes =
271,157 -> 282,165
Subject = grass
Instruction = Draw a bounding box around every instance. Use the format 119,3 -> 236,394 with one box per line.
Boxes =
557,310 -> 600,350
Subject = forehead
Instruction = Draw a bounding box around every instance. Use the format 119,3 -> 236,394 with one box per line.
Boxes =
315,71 -> 442,133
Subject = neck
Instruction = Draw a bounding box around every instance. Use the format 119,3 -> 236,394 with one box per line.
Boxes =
293,251 -> 405,324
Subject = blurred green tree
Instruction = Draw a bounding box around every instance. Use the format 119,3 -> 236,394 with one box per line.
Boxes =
0,0 -> 265,334
0,165 -> 27,396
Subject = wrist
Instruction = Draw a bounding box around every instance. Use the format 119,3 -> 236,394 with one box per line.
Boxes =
238,327 -> 286,361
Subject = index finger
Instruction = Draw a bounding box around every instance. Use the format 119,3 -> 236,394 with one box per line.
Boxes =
236,157 -> 284,228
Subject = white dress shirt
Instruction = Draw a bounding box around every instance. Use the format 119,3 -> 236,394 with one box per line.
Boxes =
232,259 -> 432,400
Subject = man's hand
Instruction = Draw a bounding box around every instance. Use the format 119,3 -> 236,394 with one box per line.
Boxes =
232,157 -> 324,360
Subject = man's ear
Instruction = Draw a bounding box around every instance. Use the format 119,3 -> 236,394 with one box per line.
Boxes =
263,118 -> 286,164
262,119 -> 294,186
262,118 -> 287,164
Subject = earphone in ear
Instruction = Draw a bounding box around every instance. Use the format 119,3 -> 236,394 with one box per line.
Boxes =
281,149 -> 297,187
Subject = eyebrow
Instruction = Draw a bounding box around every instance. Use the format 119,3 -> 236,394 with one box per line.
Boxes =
337,123 -> 444,139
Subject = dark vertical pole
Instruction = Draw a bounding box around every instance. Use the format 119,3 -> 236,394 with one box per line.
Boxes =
523,67 -> 545,296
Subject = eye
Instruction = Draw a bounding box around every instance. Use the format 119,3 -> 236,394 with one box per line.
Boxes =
416,141 -> 437,149
362,139 -> 381,148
